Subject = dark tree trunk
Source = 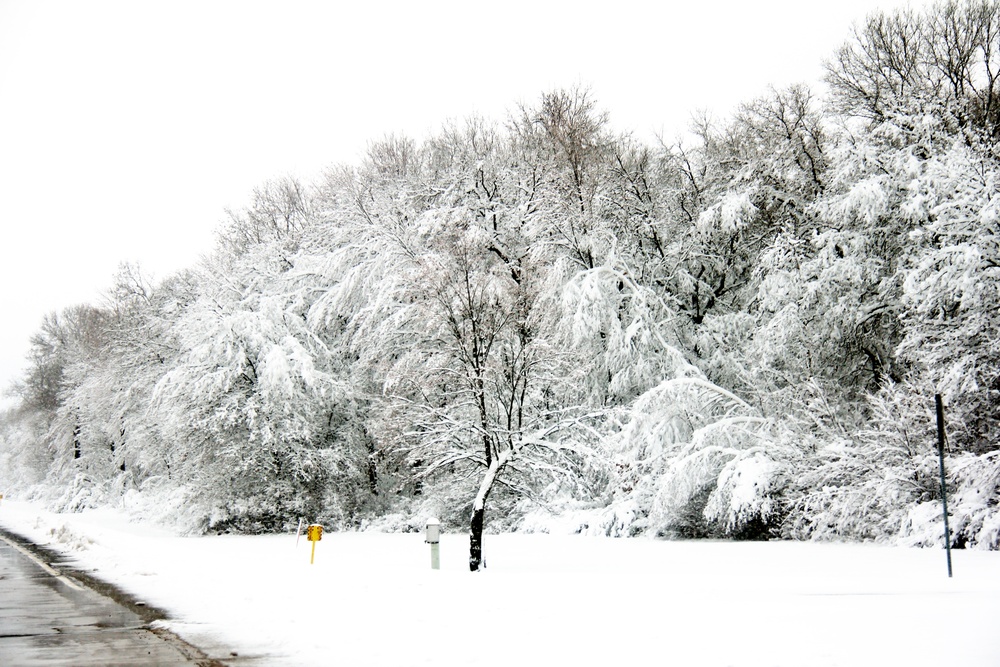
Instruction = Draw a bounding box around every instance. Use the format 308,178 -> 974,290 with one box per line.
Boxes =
119,424 -> 126,472
469,504 -> 486,571
413,459 -> 423,497
365,431 -> 379,495
469,467 -> 497,572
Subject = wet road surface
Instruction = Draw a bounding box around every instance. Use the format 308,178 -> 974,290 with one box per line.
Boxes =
0,532 -> 225,666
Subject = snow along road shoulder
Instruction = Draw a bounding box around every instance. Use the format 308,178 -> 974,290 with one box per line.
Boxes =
0,528 -> 233,665
0,500 -> 997,667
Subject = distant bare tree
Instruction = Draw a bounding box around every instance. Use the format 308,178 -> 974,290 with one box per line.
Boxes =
218,176 -> 313,258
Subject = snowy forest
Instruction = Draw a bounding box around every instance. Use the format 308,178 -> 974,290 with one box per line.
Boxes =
2,1 -> 999,566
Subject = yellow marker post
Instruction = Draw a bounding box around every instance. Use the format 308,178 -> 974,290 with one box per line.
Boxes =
306,524 -> 323,564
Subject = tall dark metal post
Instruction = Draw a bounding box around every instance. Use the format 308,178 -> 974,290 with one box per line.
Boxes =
935,394 -> 953,578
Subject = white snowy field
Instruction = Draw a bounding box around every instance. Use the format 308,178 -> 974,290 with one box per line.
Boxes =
0,500 -> 997,667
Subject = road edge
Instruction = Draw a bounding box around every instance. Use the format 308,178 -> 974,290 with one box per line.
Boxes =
0,524 -> 232,666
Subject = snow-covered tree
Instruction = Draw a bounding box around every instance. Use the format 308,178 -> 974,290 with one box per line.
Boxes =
309,116 -> 608,568
152,239 -> 364,531
896,141 -> 1000,453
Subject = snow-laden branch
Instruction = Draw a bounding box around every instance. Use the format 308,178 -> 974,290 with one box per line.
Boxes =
658,377 -> 757,415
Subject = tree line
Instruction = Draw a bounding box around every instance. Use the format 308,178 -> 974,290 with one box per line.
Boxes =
2,0 -> 998,566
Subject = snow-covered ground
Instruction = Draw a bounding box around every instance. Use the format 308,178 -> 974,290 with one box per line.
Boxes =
0,499 -> 997,667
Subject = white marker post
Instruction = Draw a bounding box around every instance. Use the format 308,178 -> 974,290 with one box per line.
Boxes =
425,518 -> 441,570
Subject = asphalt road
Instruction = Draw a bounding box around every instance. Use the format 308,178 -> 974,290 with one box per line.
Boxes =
0,531 -> 225,666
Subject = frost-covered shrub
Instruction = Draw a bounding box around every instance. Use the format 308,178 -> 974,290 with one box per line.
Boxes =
361,511 -> 426,533
516,496 -> 648,536
783,383 -> 941,542
703,450 -> 787,539
785,443 -> 939,542
597,373 -> 792,539
648,420 -> 788,540
51,473 -> 113,513
897,451 -> 1000,550
197,462 -> 365,534
359,470 -> 480,533
949,452 -> 1000,549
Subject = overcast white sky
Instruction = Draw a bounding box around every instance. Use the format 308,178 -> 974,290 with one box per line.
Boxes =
0,0 -> 922,407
